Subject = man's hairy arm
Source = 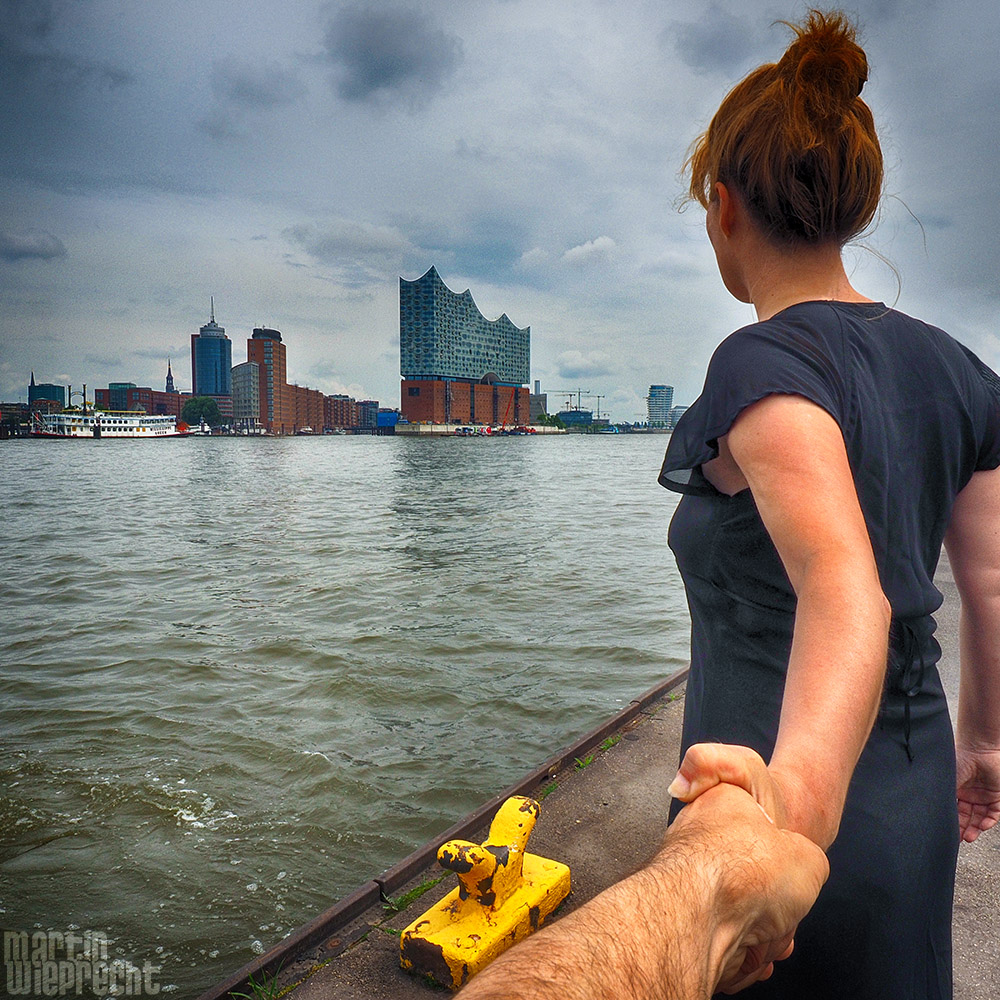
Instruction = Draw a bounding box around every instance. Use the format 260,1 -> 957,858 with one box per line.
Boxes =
456,784 -> 828,1000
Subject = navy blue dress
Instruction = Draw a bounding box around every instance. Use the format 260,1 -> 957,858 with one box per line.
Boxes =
660,301 -> 1000,999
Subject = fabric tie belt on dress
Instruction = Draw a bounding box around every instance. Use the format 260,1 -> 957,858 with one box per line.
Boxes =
885,617 -> 929,763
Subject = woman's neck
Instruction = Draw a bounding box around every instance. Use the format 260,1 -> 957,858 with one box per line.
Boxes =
744,239 -> 873,322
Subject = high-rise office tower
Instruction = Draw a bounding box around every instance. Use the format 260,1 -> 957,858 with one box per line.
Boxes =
247,327 -> 290,433
190,299 -> 233,417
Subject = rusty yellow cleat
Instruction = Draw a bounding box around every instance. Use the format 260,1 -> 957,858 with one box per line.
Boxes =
399,795 -> 571,989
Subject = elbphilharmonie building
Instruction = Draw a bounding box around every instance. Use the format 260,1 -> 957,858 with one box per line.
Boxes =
399,267 -> 531,425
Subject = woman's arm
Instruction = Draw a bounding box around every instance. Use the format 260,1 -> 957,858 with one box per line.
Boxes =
944,466 -> 1000,842
675,394 -> 891,848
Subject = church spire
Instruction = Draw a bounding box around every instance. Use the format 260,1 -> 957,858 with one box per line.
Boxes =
30,371 -> 35,387
165,358 -> 176,394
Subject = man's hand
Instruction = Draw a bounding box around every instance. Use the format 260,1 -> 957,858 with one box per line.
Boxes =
667,783 -> 829,993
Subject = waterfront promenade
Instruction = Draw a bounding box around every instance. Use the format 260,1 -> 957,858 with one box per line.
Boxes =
200,552 -> 1000,1000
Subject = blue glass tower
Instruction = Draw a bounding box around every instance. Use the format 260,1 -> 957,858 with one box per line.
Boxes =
190,298 -> 232,398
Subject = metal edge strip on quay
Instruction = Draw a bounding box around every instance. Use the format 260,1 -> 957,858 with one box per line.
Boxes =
195,666 -> 690,1000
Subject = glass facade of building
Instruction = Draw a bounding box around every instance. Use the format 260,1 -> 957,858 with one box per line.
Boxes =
231,361 -> 260,429
191,315 -> 232,397
646,384 -> 674,426
109,382 -> 137,410
27,375 -> 66,408
400,266 -> 529,385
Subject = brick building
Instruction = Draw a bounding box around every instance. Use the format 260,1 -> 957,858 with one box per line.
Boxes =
247,328 -> 292,433
325,394 -> 357,429
95,385 -> 189,416
290,383 -> 325,433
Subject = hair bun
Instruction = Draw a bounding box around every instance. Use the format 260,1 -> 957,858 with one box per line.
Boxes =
778,9 -> 868,113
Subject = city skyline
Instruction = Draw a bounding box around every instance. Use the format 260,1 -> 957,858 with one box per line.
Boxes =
3,2 -> 1000,423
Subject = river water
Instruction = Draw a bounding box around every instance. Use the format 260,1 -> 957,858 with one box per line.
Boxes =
0,433 -> 688,997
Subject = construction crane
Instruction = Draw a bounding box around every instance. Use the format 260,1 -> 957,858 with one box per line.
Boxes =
592,395 -> 605,420
543,388 -> 591,412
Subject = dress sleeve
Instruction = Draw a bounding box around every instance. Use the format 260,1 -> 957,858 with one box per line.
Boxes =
957,344 -> 1000,471
659,313 -> 847,495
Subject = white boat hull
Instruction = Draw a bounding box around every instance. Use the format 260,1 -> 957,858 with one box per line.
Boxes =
31,412 -> 188,438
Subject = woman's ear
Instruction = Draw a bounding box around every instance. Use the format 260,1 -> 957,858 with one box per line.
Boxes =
714,182 -> 736,238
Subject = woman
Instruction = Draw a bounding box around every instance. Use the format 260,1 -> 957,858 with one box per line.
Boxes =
660,10 -> 1000,998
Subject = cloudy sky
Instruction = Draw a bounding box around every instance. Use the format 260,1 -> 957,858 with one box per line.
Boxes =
2,0 -> 999,421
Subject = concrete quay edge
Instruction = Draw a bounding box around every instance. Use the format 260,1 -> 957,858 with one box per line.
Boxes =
195,667 -> 690,1000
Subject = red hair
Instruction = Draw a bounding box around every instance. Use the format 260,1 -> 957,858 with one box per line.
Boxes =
687,9 -> 882,246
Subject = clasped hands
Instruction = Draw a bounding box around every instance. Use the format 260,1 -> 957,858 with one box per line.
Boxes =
667,744 -> 828,994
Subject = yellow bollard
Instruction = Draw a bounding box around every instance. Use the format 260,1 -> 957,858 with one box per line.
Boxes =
399,795 -> 571,989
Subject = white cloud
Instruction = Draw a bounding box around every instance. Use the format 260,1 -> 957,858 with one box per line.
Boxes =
555,349 -> 616,380
562,236 -> 617,266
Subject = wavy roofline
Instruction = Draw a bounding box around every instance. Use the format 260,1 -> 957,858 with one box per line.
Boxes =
400,265 -> 529,334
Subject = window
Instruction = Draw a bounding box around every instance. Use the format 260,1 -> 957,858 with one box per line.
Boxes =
408,387 -> 420,396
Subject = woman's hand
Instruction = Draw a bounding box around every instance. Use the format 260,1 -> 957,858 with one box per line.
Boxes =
956,745 -> 1000,842
669,743 -> 790,830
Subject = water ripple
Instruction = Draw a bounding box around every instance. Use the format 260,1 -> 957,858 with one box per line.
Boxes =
0,434 -> 685,997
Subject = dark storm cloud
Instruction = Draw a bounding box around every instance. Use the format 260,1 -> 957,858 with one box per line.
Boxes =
285,219 -> 413,265
0,0 -> 133,190
665,4 -> 772,75
196,111 -> 244,142
211,59 -> 306,109
132,347 -> 186,361
0,231 -> 67,261
83,353 -> 123,369
0,0 -> 132,97
284,219 -> 419,287
0,0 -> 57,39
322,4 -> 462,107
198,57 -> 306,141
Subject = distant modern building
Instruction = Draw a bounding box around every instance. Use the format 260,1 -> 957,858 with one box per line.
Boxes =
109,382 -> 137,410
399,266 -> 530,425
231,361 -> 261,431
95,383 -> 188,417
27,373 -> 66,408
558,408 -> 593,428
647,384 -> 675,426
325,394 -> 357,430
191,299 -> 233,419
291,382 -> 325,433
242,327 -> 378,434
668,404 -> 688,429
529,379 -> 547,423
376,408 -> 399,430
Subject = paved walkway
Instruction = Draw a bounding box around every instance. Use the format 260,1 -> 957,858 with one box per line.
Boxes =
202,556 -> 1000,998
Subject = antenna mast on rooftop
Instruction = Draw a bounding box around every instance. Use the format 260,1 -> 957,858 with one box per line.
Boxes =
210,296 -> 215,323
